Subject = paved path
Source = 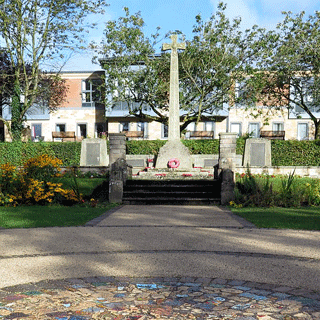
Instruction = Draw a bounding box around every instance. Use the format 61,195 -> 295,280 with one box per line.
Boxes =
0,205 -> 319,319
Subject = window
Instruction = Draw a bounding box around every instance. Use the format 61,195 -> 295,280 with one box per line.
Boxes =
162,124 -> 168,139
55,124 -> 66,132
187,122 -> 196,131
235,79 -> 252,105
31,123 -> 42,141
77,124 -> 87,138
230,123 -> 242,137
112,101 -> 129,111
137,122 -> 144,132
137,122 -> 148,138
95,122 -> 107,138
297,123 -> 308,140
120,122 -> 129,132
291,77 -> 320,114
272,122 -> 284,132
204,121 -> 214,132
248,123 -> 260,138
82,79 -> 102,107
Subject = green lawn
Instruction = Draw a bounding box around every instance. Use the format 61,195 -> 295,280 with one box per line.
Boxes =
231,206 -> 320,230
0,177 -> 116,229
0,203 -> 118,229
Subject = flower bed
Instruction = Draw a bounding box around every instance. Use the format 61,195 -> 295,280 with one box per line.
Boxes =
0,154 -> 82,206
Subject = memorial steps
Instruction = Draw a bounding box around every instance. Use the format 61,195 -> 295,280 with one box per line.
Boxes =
122,178 -> 221,205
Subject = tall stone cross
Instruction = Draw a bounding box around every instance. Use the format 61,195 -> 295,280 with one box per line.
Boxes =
162,34 -> 185,141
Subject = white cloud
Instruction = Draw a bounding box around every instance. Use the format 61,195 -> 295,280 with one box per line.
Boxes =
211,0 -> 259,30
261,0 -> 315,15
211,0 -> 319,31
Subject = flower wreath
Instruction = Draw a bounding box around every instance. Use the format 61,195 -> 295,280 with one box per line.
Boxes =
168,158 -> 180,168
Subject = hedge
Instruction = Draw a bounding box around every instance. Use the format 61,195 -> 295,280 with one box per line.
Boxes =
271,140 -> 320,166
0,142 -> 81,166
0,139 -> 320,167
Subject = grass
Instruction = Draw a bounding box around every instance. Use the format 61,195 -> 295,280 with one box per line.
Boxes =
0,177 -> 116,229
231,206 -> 320,230
0,203 -> 118,229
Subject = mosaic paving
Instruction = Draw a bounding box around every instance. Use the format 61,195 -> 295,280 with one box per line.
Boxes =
0,277 -> 319,319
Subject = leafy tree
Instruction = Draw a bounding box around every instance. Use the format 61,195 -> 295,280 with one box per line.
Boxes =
240,11 -> 320,139
97,3 -> 261,133
0,0 -> 108,140
0,49 -> 68,139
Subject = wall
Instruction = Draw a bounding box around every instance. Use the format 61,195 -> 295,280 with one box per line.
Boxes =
228,107 -> 314,140
236,166 -> 320,178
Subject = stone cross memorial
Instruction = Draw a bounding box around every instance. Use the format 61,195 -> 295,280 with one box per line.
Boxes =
163,34 -> 185,141
156,35 -> 192,169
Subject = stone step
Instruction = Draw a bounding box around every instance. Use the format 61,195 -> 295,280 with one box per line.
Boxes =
123,178 -> 221,205
122,198 -> 221,205
126,179 -> 219,185
124,185 -> 219,190
123,192 -> 214,199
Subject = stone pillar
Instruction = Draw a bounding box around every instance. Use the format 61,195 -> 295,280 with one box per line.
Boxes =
108,133 -> 129,203
219,133 -> 237,205
109,158 -> 132,203
109,133 -> 126,166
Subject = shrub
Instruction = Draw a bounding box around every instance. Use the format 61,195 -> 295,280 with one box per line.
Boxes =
23,154 -> 63,181
235,170 -> 274,207
303,180 -> 320,206
182,140 -> 219,154
0,154 -> 82,206
0,142 -> 81,166
272,140 -> 320,166
233,170 -> 320,207
126,140 -> 166,155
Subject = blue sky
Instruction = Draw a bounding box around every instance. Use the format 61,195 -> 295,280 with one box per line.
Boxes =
62,0 -> 320,71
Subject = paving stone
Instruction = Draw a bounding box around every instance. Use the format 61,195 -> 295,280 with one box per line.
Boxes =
0,277 -> 318,319
211,278 -> 228,285
228,280 -> 247,286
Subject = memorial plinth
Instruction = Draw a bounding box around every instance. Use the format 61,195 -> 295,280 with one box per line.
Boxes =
80,138 -> 108,167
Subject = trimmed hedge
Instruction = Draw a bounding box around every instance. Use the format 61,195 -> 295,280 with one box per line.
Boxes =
0,142 -> 81,166
0,139 -> 320,167
271,140 -> 320,166
126,140 -> 166,155
125,139 -> 222,155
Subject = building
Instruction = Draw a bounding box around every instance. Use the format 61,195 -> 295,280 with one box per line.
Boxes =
0,70 -> 316,142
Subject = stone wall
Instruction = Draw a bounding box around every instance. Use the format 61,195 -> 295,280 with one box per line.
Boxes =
235,166 -> 320,178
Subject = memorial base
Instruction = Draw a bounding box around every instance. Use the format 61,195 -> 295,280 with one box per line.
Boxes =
155,140 -> 192,169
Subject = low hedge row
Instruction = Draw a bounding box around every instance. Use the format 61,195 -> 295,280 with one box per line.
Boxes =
271,140 -> 320,166
126,139 -> 246,155
0,142 -> 81,167
0,139 -> 320,167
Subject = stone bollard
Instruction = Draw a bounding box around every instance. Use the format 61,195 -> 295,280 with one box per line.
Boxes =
109,133 -> 126,166
219,133 -> 237,205
108,133 -> 131,203
109,158 -> 132,203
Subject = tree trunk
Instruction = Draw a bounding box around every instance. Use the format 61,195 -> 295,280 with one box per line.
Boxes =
314,120 -> 320,140
10,82 -> 23,141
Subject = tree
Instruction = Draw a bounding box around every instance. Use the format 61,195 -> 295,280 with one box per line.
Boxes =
0,49 -> 68,139
0,0 -> 108,140
241,11 -> 320,139
97,4 -> 261,133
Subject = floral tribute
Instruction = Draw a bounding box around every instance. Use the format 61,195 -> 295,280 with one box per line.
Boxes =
168,158 -> 180,168
0,154 -> 81,206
